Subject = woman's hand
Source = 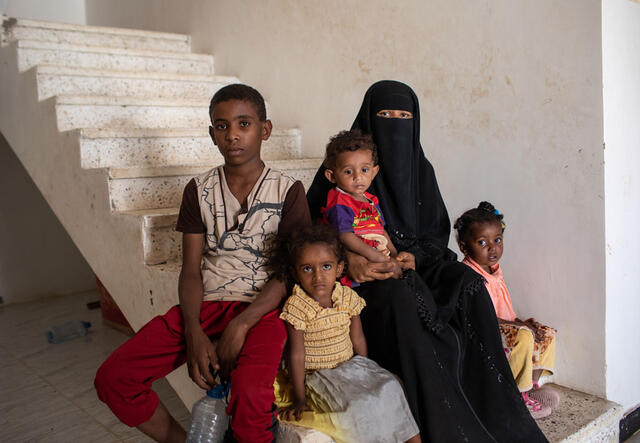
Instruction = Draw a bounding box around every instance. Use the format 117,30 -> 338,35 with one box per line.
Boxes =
395,251 -> 416,271
346,250 -> 400,282
278,401 -> 310,421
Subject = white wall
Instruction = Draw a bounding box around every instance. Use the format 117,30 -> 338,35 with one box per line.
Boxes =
86,0 -> 607,397
0,133 -> 95,304
603,0 -> 640,410
0,0 -> 92,304
1,0 -> 85,24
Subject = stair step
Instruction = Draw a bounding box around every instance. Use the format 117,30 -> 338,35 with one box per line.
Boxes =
14,40 -> 214,74
108,158 -> 323,213
3,17 -> 191,53
36,64 -> 237,100
536,384 -> 623,442
55,95 -> 210,131
78,127 -> 302,169
119,208 -> 183,266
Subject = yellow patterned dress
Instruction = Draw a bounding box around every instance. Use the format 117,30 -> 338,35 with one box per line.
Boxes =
275,283 -> 419,443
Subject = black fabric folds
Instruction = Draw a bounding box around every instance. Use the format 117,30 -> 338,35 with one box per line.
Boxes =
306,81 -> 547,442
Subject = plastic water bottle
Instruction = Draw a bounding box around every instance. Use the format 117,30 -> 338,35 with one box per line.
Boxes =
186,381 -> 230,443
46,320 -> 91,343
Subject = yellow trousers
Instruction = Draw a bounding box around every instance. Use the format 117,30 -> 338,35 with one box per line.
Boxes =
508,328 -> 556,392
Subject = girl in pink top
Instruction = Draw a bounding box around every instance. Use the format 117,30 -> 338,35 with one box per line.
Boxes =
454,202 -> 559,420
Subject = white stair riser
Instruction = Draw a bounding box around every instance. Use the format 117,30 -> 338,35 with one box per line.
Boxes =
38,74 -> 230,101
144,225 -> 182,265
81,133 -> 302,169
10,26 -> 190,53
110,168 -> 317,212
18,46 -> 213,74
57,103 -> 208,131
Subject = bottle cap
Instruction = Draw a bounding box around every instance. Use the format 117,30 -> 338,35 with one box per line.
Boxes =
206,380 -> 230,399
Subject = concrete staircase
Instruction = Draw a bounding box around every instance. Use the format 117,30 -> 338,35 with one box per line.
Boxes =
0,17 -> 624,443
0,16 -> 321,425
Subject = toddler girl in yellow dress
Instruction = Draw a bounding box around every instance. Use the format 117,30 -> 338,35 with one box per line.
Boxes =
270,224 -> 420,443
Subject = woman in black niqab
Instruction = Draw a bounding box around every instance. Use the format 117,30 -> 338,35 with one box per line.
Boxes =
307,81 -> 547,442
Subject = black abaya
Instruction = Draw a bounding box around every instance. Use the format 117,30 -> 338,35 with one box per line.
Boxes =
307,81 -> 547,442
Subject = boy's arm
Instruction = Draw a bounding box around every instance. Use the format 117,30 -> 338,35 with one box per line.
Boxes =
349,315 -> 368,357
279,323 -> 309,421
216,277 -> 287,378
339,231 -> 390,263
179,232 -> 217,390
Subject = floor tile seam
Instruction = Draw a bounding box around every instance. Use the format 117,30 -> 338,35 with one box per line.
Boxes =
4,341 -> 125,441
39,374 -> 126,441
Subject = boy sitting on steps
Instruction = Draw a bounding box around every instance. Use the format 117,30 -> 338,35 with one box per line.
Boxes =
94,84 -> 311,443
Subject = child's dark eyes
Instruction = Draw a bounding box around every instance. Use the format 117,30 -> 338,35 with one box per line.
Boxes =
239,121 -> 250,128
495,238 -> 502,244
343,169 -> 353,175
301,264 -> 333,272
214,123 -> 228,130
478,240 -> 487,246
361,167 -> 369,173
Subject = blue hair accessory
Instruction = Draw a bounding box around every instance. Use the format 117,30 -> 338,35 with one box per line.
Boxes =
494,209 -> 500,215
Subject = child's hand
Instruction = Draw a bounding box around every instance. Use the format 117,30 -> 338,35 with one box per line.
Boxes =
521,318 -> 546,341
278,401 -> 310,421
524,318 -> 542,329
368,250 -> 391,263
185,327 -> 219,390
395,251 -> 416,271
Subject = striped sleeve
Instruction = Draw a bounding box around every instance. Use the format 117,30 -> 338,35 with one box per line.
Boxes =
280,295 -> 309,331
343,285 -> 366,316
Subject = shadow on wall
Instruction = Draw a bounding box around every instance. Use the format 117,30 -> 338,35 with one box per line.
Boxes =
0,132 -> 95,304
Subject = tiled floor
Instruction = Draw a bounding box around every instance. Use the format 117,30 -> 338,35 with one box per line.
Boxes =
0,290 -> 189,442
0,291 -> 624,442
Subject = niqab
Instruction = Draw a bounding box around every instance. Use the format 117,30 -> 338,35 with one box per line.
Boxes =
307,80 -> 451,250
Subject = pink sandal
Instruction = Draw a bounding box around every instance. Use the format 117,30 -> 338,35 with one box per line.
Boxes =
522,392 -> 551,419
528,382 -> 560,410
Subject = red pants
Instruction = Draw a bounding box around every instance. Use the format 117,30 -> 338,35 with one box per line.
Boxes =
94,301 -> 286,443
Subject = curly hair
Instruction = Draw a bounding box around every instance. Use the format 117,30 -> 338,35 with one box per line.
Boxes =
268,224 -> 345,287
453,201 -> 506,243
209,83 -> 267,122
324,129 -> 378,170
